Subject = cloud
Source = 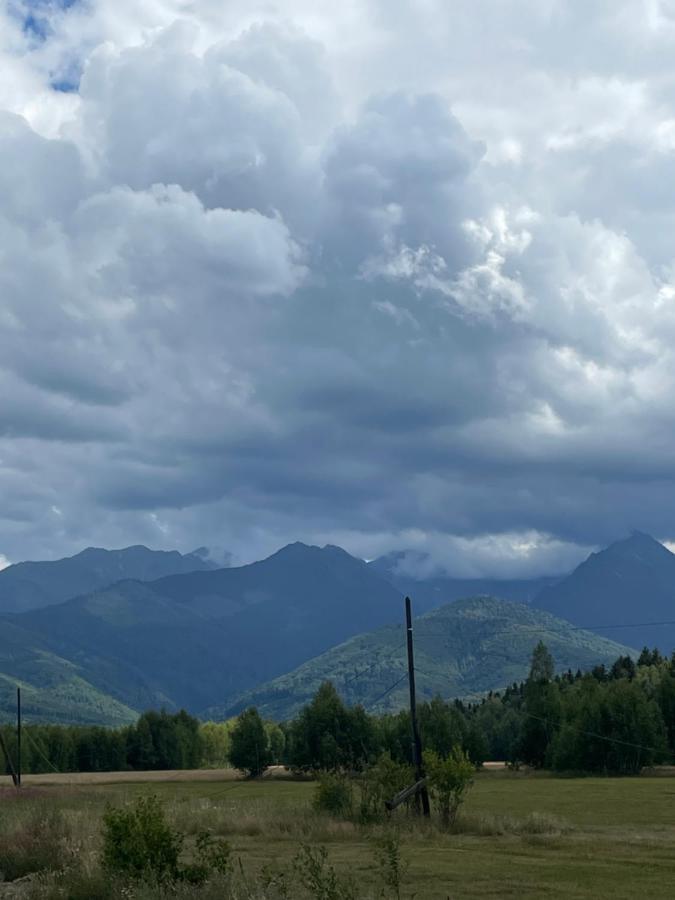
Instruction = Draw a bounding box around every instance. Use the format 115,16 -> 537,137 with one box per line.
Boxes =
2,2 -> 675,575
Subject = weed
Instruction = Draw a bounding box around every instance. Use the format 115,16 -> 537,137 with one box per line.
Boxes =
293,844 -> 357,900
0,810 -> 70,882
373,831 -> 408,900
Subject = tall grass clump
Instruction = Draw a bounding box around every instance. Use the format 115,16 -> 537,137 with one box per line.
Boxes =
0,809 -> 71,882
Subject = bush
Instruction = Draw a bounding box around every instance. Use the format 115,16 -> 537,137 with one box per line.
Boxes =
423,746 -> 474,828
314,773 -> 354,817
102,794 -> 182,884
102,793 -> 230,887
358,753 -> 414,823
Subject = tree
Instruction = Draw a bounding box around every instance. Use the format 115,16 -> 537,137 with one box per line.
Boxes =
419,696 -> 466,758
518,642 -> 560,767
286,682 -> 373,772
529,641 -> 555,683
423,746 -> 474,828
229,708 -> 271,777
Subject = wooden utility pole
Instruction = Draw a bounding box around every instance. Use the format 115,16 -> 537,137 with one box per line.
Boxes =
405,596 -> 430,817
16,687 -> 22,787
0,730 -> 18,786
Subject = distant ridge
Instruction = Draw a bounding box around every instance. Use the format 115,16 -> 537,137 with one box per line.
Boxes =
534,532 -> 675,651
222,595 -> 635,721
0,544 -> 217,614
0,542 -> 403,721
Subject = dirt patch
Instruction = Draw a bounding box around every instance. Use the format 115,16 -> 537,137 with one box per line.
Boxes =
0,766 -> 296,788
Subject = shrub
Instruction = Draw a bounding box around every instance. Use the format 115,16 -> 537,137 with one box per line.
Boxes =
423,746 -> 474,828
313,773 -> 354,817
358,753 -> 414,823
102,794 -> 230,888
181,830 -> 231,884
102,794 -> 182,884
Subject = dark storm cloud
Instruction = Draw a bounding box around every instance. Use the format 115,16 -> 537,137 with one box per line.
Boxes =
3,2 -> 675,575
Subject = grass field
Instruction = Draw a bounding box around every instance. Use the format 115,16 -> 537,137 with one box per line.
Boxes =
0,770 -> 674,898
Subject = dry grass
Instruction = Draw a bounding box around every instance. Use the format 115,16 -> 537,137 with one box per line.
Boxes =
0,772 -> 673,898
0,767 -> 283,788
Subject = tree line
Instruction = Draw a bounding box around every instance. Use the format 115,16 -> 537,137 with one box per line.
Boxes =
2,644 -> 674,777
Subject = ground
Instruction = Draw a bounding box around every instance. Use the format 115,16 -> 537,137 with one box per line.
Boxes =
1,768 -> 674,898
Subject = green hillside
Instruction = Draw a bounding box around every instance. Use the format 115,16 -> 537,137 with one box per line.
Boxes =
4,543 -> 403,719
0,651 -> 137,726
224,596 -> 637,720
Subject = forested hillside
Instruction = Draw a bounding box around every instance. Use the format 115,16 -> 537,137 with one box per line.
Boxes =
225,596 -> 634,720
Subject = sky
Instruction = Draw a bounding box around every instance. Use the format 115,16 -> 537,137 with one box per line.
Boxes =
3,1 -> 675,576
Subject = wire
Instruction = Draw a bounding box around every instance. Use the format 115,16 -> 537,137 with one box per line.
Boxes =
413,618 -> 675,639
24,730 -> 61,774
521,711 -> 662,756
366,673 -> 409,711
343,662 -> 380,685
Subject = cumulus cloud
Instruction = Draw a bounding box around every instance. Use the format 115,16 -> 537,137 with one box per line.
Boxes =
2,1 -> 675,576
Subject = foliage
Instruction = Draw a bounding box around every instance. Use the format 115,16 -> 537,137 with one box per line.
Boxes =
236,596 -> 634,720
292,844 -> 356,900
373,832 -> 408,900
229,707 -> 271,777
102,794 -> 183,883
286,682 -> 376,772
358,752 -> 414,823
314,772 -> 354,817
101,794 -> 230,887
423,746 -> 474,828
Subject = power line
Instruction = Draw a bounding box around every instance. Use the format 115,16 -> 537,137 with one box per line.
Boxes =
521,711 -> 663,756
366,673 -> 409,710
413,618 -> 675,640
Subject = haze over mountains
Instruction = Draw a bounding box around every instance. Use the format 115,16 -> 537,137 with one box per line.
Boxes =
369,550 -> 559,612
0,532 -> 672,725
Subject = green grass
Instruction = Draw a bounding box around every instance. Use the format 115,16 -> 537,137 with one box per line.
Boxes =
1,772 -> 674,898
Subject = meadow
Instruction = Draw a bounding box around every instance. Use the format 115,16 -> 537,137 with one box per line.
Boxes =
0,769 -> 674,899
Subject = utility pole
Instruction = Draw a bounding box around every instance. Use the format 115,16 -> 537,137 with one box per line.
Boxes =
16,687 -> 21,788
405,596 -> 430,817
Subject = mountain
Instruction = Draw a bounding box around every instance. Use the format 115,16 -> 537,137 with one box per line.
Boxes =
0,618 -> 137,725
1,542 -> 404,721
0,545 -> 217,614
534,532 -> 675,651
369,550 -> 559,612
225,596 -> 635,720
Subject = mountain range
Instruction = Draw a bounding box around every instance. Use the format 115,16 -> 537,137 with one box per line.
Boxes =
0,531 -> 673,725
225,596 -> 634,720
0,545 -> 216,614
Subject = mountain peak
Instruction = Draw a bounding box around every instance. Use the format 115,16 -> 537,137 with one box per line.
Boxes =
601,531 -> 672,562
535,531 -> 675,651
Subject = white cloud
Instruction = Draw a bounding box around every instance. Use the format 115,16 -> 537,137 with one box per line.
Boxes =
2,1 -> 675,573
